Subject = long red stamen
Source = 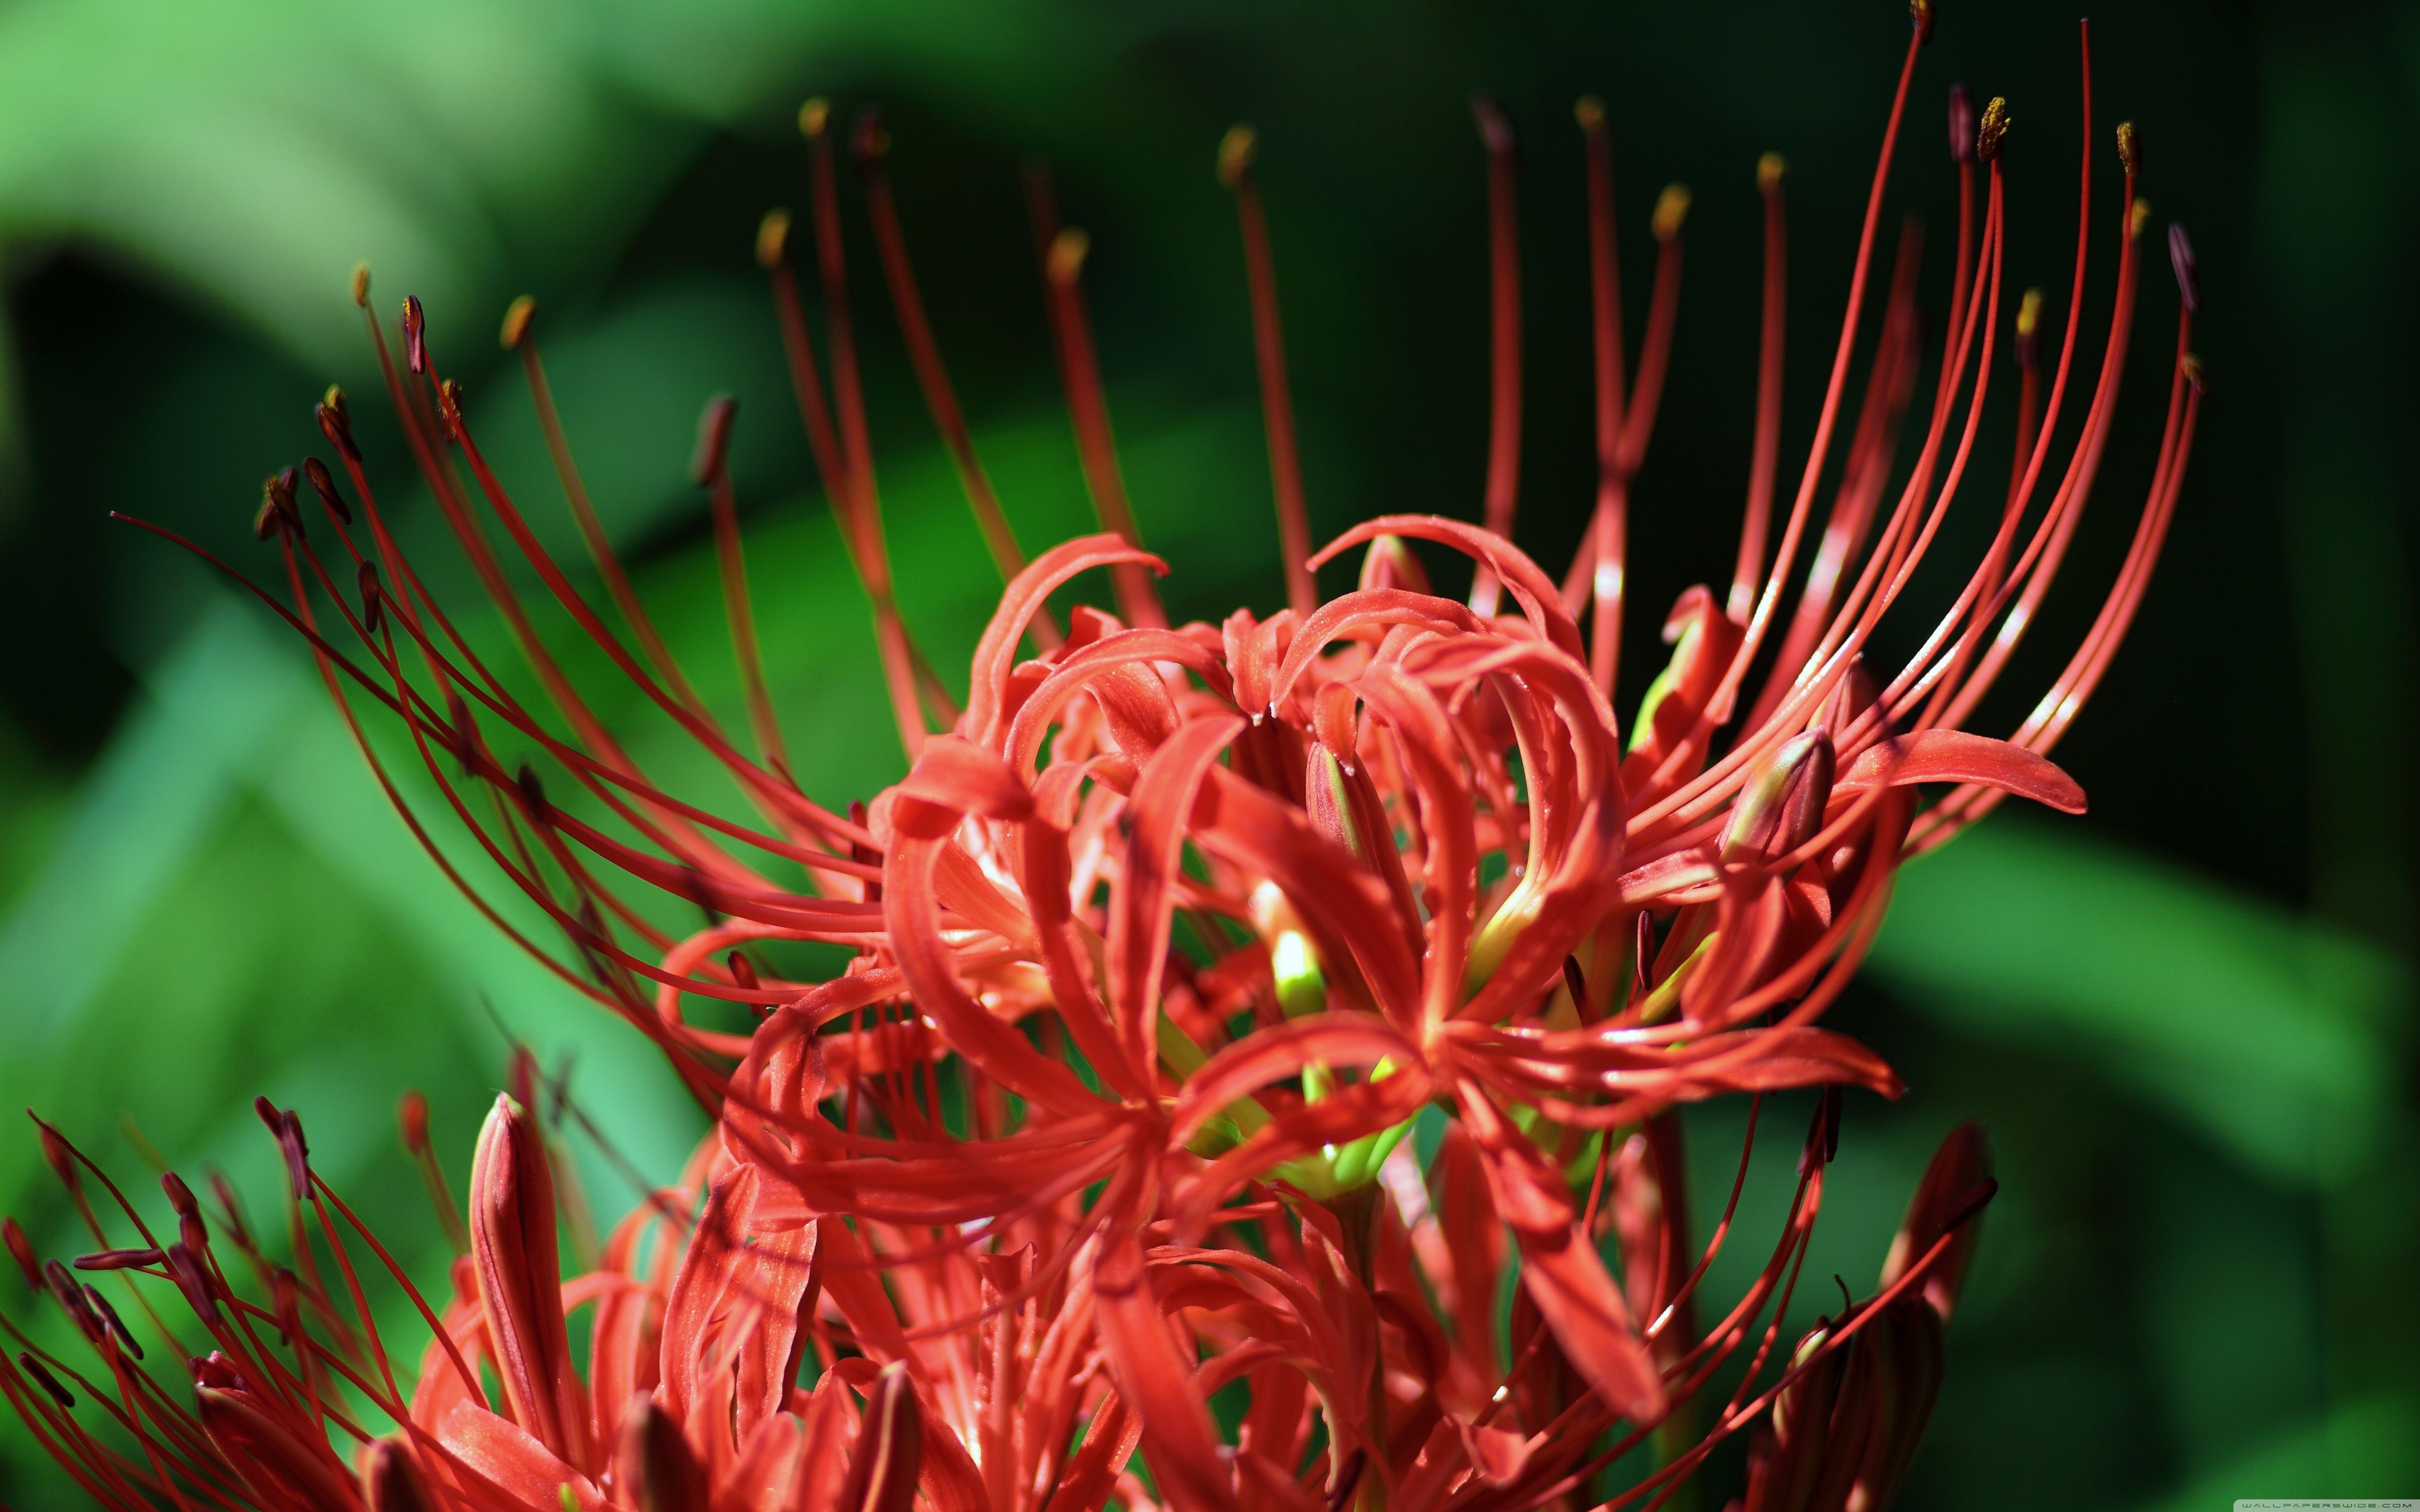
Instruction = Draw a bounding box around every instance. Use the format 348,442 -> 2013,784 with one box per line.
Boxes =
1728,155 -> 1789,624
1040,226 -> 1166,628
1219,125 -> 1319,619
1468,94 -> 1522,619
856,109 -> 1061,649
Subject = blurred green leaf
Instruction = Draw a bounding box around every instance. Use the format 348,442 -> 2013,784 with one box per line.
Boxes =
1872,816 -> 2412,1187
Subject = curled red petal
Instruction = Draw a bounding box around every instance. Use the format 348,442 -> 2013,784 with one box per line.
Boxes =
1838,729 -> 2085,813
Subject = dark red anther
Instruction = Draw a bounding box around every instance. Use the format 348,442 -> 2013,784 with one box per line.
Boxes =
283,1112 -> 311,1199
72,1247 -> 163,1272
401,295 -> 427,374
301,457 -> 352,526
254,472 -> 296,541
437,378 -> 466,442
2,1217 -> 37,1289
35,1117 -> 83,1198
271,1267 -> 303,1346
316,386 -> 359,463
1947,85 -> 1974,163
727,951 -> 759,990
359,561 -> 384,636
161,1171 -> 199,1224
515,763 -> 549,825
690,393 -> 737,487
2168,223 -> 2200,312
17,1352 -> 73,1409
166,1243 -> 222,1325
83,1285 -> 141,1359
1800,1086 -> 1843,1176
44,1261 -> 98,1342
398,1091 -> 430,1157
208,1172 -> 251,1247
1910,0 -> 1934,43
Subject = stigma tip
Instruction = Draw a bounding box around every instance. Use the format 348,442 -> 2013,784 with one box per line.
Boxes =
1573,94 -> 1605,131
800,97 -> 830,139
499,295 -> 535,351
1217,124 -> 1256,189
2168,223 -> 2200,312
1469,94 -> 1515,159
1047,227 -> 1090,286
1651,183 -> 1691,243
1757,152 -> 1786,194
691,394 -> 738,487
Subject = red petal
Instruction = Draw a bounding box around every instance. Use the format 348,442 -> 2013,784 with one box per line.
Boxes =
1837,730 -> 2085,814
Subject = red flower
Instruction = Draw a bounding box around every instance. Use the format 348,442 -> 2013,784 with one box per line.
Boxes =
36,9 -> 2200,1511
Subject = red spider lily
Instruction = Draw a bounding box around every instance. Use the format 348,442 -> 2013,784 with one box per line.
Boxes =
60,5 -> 2200,1509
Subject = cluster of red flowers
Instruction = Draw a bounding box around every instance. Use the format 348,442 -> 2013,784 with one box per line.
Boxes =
1,8 -> 2200,1511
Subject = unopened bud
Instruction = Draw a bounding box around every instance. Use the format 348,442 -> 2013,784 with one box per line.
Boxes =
499,295 -> 536,351
1878,1121 -> 1993,1321
1651,183 -> 1691,243
1357,533 -> 1430,594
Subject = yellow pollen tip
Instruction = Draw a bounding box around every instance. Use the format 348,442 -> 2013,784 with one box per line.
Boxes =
1218,124 -> 1256,188
2130,198 -> 2152,239
799,98 -> 830,138
2116,120 -> 2141,177
757,208 -> 792,269
1048,227 -> 1090,285
2015,287 -> 2042,341
1910,0 -> 1936,44
1574,95 -> 1605,130
1977,96 -> 2011,163
1651,183 -> 1691,243
499,295 -> 535,351
1757,152 -> 1787,193
2181,352 -> 2204,387
349,262 -> 371,308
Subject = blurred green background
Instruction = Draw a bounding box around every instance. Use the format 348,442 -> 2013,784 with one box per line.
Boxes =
0,0 -> 2413,1505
